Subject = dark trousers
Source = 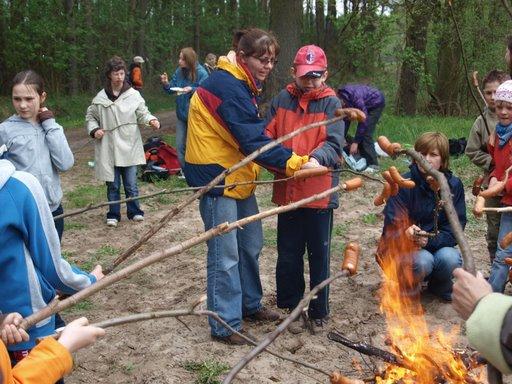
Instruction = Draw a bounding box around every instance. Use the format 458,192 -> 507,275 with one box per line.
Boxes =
358,105 -> 384,166
276,208 -> 333,319
52,204 -> 64,241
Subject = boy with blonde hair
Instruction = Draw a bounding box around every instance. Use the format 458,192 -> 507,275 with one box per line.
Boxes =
466,70 -> 510,262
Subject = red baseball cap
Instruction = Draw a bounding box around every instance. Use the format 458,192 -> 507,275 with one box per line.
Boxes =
293,45 -> 327,78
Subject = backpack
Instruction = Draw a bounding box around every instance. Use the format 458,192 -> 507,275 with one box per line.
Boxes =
141,136 -> 181,182
448,137 -> 467,157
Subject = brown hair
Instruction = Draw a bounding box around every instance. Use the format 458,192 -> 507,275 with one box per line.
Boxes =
180,47 -> 198,83
12,70 -> 45,95
232,28 -> 280,59
103,56 -> 126,87
414,132 -> 450,171
483,69 -> 510,87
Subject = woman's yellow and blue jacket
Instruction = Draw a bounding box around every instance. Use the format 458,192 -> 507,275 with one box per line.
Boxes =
184,55 -> 306,199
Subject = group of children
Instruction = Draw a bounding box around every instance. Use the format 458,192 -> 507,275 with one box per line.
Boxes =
4,36 -> 509,380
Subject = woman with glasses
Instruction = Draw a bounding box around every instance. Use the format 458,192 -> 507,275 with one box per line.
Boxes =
185,28 -> 316,345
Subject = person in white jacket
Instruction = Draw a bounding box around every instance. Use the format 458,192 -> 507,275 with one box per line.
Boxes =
86,56 -> 160,227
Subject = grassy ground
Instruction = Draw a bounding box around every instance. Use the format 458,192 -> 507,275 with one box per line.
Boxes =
0,90 -> 173,129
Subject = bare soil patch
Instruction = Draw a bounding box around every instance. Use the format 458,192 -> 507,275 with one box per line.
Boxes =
61,111 -> 492,384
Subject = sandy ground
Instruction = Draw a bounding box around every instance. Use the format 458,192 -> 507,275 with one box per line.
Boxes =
59,111 -> 495,384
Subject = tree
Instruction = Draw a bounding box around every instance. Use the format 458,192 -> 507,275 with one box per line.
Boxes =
395,0 -> 435,116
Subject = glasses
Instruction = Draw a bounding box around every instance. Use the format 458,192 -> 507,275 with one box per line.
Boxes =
252,56 -> 278,66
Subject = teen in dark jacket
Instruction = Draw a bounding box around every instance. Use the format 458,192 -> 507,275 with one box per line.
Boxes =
379,132 -> 466,301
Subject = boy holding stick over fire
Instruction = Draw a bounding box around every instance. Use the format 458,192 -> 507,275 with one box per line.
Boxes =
465,70 -> 510,262
265,45 -> 344,332
486,80 -> 512,293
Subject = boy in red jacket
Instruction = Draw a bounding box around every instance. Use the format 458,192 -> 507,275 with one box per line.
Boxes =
265,45 -> 344,332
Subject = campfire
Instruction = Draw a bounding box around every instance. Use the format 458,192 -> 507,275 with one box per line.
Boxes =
373,219 -> 484,383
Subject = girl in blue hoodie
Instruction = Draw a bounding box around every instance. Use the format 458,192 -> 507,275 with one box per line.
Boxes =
0,70 -> 74,241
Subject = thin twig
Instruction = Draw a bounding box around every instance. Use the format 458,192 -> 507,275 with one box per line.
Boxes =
21,179 -> 361,330
107,111 -> 351,273
502,0 -> 512,19
222,270 -> 351,383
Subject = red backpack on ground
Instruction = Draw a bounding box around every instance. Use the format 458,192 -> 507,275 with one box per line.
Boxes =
141,136 -> 181,182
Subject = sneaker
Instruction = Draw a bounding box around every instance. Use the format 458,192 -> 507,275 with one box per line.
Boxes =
133,215 -> 144,222
310,317 -> 329,335
244,306 -> 280,322
106,218 -> 118,227
211,329 -> 255,346
362,165 -> 380,174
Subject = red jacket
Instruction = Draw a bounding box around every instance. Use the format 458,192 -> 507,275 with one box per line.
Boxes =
489,133 -> 512,206
265,83 -> 344,209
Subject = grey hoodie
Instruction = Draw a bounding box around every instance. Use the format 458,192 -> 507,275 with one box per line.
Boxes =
0,115 -> 73,211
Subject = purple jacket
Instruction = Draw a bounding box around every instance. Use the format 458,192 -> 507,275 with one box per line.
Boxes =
337,84 -> 385,142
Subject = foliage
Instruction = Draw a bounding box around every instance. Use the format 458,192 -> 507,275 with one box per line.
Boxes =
182,360 -> 230,384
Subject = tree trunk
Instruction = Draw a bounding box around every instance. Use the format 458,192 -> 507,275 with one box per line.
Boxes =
431,1 -> 463,116
315,0 -> 325,46
64,0 -> 78,95
395,0 -> 435,115
262,0 -> 302,106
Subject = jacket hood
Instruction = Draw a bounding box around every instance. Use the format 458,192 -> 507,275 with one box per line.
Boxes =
217,53 -> 261,95
0,159 -> 15,190
92,86 -> 138,107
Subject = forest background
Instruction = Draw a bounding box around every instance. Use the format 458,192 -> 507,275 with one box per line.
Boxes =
0,0 -> 511,119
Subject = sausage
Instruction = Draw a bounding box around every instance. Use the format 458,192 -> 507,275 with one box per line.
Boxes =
342,242 -> 360,275
377,136 -> 394,156
330,372 -> 364,384
293,166 -> 329,180
426,175 -> 440,192
390,142 -> 402,153
374,182 -> 391,206
342,177 -> 363,191
504,257 -> 512,266
390,181 -> 400,196
388,166 -> 416,189
479,180 -> 506,198
500,232 -> 512,249
472,195 -> 485,218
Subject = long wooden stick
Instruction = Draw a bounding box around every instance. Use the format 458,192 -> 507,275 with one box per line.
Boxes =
21,179 -> 361,330
223,270 -> 351,383
106,110 -> 351,273
54,177 -> 294,221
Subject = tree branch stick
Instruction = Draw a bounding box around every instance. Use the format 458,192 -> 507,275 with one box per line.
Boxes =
223,270 -> 351,383
107,111 -> 349,273
21,179 -> 359,330
54,177 -> 294,221
502,0 -> 512,19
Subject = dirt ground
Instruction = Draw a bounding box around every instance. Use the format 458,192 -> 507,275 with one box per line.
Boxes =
60,110 -> 493,384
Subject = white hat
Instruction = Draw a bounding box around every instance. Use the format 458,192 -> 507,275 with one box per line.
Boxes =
495,80 -> 512,104
133,56 -> 145,64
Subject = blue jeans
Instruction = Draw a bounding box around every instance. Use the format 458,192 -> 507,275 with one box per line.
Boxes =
489,212 -> 512,292
199,194 -> 263,337
176,118 -> 187,169
106,166 -> 143,221
413,247 -> 462,300
358,105 -> 384,167
276,209 -> 332,319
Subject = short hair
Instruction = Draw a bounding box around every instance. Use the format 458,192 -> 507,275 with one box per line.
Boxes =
233,28 -> 280,58
414,132 -> 450,171
483,70 -> 510,87
205,53 -> 216,61
12,70 -> 45,95
103,56 -> 126,86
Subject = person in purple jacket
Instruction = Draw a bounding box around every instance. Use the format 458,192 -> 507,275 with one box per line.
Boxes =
337,84 -> 385,172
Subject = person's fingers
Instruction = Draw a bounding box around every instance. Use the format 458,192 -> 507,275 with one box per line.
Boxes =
452,267 -> 465,279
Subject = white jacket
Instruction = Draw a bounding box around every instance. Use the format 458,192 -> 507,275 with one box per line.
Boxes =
85,87 -> 156,181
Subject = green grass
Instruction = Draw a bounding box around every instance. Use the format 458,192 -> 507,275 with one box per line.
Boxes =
64,221 -> 88,231
0,90 -> 172,129
333,222 -> 349,238
362,213 -> 378,225
65,184 -> 105,208
182,360 -> 230,384
263,227 -> 277,247
62,299 -> 93,315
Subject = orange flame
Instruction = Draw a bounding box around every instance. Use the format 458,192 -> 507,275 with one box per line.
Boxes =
376,218 -> 483,383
